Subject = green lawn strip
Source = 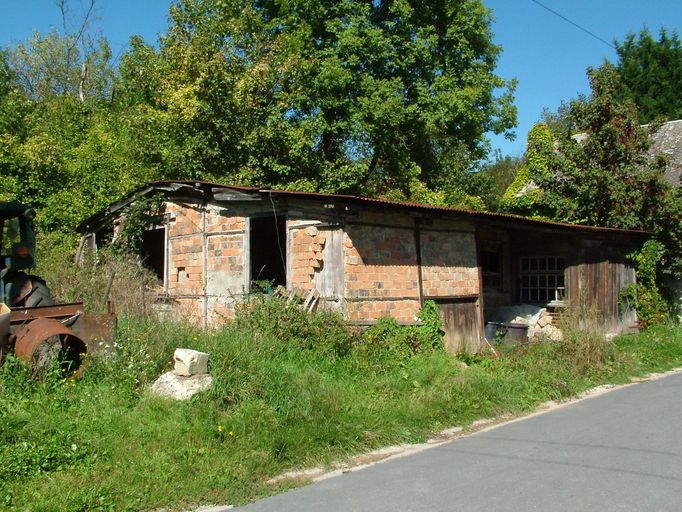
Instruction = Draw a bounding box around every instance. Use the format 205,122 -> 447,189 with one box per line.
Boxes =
1,318 -> 681,511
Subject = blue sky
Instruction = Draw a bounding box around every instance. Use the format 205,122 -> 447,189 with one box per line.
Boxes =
1,0 -> 681,158
485,0 -> 682,157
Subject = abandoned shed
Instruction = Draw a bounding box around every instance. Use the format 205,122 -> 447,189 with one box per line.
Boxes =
77,181 -> 648,353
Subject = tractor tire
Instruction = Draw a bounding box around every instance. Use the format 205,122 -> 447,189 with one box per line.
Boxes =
23,276 -> 54,308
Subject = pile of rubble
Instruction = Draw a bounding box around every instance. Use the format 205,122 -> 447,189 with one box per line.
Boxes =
490,304 -> 563,343
515,309 -> 563,342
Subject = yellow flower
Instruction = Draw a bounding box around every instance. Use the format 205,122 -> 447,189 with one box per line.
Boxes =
217,425 -> 224,433
229,431 -> 234,437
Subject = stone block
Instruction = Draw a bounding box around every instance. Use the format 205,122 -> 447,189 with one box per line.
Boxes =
174,348 -> 209,376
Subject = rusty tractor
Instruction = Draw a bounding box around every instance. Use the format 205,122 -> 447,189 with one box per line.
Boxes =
1,202 -> 115,376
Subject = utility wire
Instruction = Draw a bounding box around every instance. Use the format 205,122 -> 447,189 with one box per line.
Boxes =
530,0 -> 616,50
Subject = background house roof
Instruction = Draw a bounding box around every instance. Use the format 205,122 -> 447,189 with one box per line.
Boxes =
648,119 -> 682,187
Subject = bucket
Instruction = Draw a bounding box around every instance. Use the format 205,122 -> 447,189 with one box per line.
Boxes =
485,321 -> 529,344
501,322 -> 529,344
485,321 -> 503,341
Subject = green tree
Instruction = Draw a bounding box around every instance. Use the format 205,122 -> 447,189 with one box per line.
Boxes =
125,0 -> 516,197
0,50 -> 31,201
478,151 -> 522,211
0,1 -> 138,232
535,65 -> 682,280
613,27 -> 682,124
499,124 -> 554,217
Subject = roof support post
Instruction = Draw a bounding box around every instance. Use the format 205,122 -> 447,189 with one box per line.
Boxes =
414,219 -> 424,308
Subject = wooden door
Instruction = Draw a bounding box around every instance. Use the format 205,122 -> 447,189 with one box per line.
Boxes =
436,297 -> 482,353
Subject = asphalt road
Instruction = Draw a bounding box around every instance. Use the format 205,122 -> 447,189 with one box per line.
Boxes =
236,371 -> 682,511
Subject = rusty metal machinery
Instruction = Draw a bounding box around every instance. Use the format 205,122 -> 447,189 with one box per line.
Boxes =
2,302 -> 116,376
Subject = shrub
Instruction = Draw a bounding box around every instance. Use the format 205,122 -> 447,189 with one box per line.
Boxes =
622,240 -> 669,328
234,293 -> 356,357
360,300 -> 444,363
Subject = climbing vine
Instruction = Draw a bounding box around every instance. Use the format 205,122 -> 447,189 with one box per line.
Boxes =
112,194 -> 165,256
501,123 -> 554,217
621,240 -> 669,328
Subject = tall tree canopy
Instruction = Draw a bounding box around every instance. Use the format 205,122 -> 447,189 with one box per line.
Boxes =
613,27 -> 682,124
123,0 -> 516,197
0,4 -> 142,231
1,0 -> 516,232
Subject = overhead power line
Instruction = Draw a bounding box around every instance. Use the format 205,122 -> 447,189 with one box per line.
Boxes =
530,0 -> 616,50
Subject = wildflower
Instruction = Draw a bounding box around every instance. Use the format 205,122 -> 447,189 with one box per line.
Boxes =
71,444 -> 77,451
217,425 -> 224,433
229,431 -> 234,437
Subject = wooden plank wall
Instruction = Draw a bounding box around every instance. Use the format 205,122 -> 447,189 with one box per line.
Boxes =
565,248 -> 637,328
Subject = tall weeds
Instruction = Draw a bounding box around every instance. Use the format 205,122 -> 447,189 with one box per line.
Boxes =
35,233 -> 160,315
556,304 -> 613,376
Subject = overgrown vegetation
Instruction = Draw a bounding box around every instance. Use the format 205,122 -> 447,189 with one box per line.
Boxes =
34,234 -> 160,315
2,291 -> 681,511
504,64 -> 682,313
621,240 -> 669,328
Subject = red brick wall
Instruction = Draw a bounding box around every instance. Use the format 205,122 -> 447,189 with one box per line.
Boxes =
420,230 -> 479,297
120,199 -> 481,327
164,201 -> 248,325
343,223 -> 420,322
166,202 -> 203,302
289,222 -> 327,292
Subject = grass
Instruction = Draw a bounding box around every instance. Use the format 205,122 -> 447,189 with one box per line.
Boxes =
1,297 -> 681,511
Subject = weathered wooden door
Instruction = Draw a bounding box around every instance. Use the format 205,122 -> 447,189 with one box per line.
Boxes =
435,297 -> 482,353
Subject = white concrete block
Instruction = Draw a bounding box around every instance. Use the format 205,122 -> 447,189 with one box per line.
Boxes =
173,348 -> 209,376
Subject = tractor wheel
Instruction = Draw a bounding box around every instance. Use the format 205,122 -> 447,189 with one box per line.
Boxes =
23,276 -> 54,308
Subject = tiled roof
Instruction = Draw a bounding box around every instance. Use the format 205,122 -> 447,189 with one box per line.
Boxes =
648,120 -> 682,187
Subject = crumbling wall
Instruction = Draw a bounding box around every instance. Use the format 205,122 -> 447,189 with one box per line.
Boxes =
166,201 -> 204,323
165,200 -> 248,325
151,199 -> 482,329
289,222 -> 327,293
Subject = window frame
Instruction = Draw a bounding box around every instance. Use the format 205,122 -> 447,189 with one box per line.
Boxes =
519,255 -> 566,305
480,249 -> 503,291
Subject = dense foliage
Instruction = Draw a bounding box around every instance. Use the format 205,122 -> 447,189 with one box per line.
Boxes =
613,28 -> 682,124
505,65 -> 682,287
477,152 -> 522,211
0,0 -> 516,234
621,240 -> 669,328
500,123 -> 553,217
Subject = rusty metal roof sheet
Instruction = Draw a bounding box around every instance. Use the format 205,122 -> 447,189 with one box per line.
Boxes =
77,179 -> 650,238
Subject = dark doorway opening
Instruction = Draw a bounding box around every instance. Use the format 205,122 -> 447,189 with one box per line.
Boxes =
250,216 -> 286,290
141,227 -> 165,282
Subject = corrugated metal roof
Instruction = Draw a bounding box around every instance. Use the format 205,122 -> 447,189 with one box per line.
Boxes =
77,179 -> 650,237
